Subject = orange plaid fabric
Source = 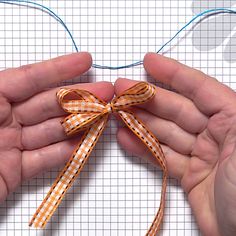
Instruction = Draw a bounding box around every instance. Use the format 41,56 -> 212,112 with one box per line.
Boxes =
29,82 -> 168,236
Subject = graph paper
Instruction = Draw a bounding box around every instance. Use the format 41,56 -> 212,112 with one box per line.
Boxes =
0,0 -> 236,235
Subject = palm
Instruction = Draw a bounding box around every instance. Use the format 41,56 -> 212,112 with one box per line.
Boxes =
186,108 -> 236,236
115,53 -> 236,236
0,52 -> 114,203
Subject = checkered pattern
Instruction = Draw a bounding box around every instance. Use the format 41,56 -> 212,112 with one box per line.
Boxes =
112,82 -> 156,109
118,110 -> 167,236
29,82 -> 168,236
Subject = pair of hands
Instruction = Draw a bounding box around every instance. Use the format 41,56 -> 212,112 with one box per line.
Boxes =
0,52 -> 236,236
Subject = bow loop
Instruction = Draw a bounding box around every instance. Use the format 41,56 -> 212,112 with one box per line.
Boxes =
112,82 -> 156,110
57,88 -> 107,113
61,113 -> 103,135
61,101 -> 105,114
57,88 -> 109,134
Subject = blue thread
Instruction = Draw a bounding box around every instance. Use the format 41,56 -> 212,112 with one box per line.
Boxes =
0,0 -> 236,69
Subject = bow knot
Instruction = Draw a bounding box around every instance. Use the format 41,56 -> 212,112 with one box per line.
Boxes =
104,102 -> 114,114
30,82 -> 167,236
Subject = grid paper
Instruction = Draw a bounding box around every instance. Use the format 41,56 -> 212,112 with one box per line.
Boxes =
0,0 -> 236,235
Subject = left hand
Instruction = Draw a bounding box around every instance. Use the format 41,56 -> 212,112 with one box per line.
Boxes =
0,52 -> 114,203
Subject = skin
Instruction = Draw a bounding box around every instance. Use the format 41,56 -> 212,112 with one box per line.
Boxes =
0,52 -> 114,203
1,51 -> 236,236
115,53 -> 236,236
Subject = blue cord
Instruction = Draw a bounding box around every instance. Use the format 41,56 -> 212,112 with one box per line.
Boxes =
0,0 -> 236,70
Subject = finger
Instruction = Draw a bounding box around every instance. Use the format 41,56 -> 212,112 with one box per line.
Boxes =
0,52 -> 92,102
117,127 -> 189,180
143,52 -> 236,115
131,108 -> 196,155
13,81 -> 114,126
22,117 -> 68,150
0,175 -> 7,203
22,137 -> 81,180
114,78 -> 208,134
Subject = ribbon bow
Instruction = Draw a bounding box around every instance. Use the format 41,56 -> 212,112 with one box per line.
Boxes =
29,82 -> 168,235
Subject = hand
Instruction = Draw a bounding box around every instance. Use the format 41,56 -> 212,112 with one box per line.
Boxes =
0,52 -> 114,203
115,53 -> 236,236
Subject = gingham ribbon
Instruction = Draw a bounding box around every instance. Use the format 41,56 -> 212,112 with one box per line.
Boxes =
29,82 -> 168,236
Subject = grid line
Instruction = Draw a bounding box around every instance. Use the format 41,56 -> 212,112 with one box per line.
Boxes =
0,0 -> 236,235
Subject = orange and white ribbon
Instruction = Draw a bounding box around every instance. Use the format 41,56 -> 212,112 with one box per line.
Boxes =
29,82 -> 168,236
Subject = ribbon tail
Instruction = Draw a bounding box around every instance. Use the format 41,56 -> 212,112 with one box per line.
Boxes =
29,115 -> 109,228
118,110 -> 168,236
